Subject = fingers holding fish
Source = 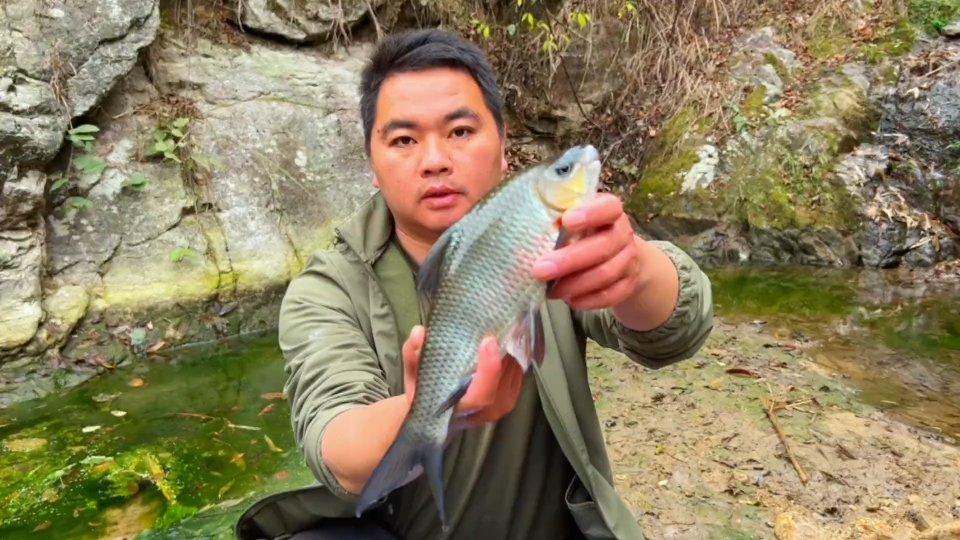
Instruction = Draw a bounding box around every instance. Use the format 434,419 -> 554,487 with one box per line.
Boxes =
559,193 -> 624,231
548,242 -> 641,309
401,325 -> 427,405
454,336 -> 524,428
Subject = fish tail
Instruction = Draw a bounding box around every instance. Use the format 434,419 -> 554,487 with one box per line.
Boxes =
355,422 -> 448,526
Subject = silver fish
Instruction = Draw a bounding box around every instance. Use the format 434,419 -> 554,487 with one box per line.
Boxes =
354,144 -> 603,527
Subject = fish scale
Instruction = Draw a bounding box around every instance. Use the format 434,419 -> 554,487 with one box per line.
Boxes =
410,175 -> 558,438
354,144 -> 602,529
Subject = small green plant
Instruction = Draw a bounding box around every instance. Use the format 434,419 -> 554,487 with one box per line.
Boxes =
122,172 -> 149,192
66,124 -> 100,152
63,196 -> 93,220
169,247 -> 195,263
144,116 -> 221,178
148,117 -> 191,163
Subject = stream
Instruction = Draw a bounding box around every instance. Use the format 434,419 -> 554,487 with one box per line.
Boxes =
0,267 -> 957,539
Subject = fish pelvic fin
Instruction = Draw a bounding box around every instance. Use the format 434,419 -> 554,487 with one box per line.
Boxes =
355,425 -> 448,526
504,305 -> 546,372
434,371 -> 475,417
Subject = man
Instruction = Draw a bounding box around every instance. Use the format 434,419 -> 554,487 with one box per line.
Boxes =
234,29 -> 713,540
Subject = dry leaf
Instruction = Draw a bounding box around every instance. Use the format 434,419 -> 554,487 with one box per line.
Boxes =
33,521 -> 51,532
274,471 -> 289,481
145,340 -> 167,354
258,404 -> 275,417
128,377 -> 144,387
727,368 -> 759,378
262,392 -> 286,401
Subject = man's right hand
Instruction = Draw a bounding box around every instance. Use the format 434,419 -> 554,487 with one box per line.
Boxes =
401,324 -> 524,429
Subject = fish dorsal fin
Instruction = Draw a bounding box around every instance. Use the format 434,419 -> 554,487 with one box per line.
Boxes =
416,225 -> 459,296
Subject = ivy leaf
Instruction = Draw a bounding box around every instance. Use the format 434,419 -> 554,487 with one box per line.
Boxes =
69,124 -> 100,135
73,155 -> 107,176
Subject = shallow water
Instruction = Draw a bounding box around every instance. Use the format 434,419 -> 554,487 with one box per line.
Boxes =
709,265 -> 960,439
1,266 -> 957,539
0,332 -> 315,540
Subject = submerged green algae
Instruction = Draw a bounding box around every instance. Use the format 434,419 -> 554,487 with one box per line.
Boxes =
0,332 -> 315,540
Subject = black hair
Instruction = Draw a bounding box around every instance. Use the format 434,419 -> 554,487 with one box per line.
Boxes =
358,28 -> 505,155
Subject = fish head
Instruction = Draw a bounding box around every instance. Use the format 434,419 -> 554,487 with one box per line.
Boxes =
534,144 -> 602,215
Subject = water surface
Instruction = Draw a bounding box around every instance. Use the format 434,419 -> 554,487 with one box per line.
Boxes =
0,332 -> 314,540
709,265 -> 960,439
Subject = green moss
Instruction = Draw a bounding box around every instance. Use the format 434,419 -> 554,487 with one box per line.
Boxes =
0,333 -> 316,539
909,0 -> 960,35
806,35 -> 853,59
741,85 -> 768,121
763,52 -> 792,83
626,107 -> 715,217
717,127 -> 860,234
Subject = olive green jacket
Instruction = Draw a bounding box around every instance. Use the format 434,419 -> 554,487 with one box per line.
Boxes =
235,191 -> 714,540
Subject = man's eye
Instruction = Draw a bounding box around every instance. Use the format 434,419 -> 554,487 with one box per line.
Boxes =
393,136 -> 415,146
452,127 -> 471,138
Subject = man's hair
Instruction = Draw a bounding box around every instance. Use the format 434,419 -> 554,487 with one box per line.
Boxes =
359,29 -> 505,155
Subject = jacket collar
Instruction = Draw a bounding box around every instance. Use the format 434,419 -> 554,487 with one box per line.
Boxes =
334,190 -> 395,265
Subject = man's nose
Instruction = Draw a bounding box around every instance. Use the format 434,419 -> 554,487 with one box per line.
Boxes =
419,138 -> 452,177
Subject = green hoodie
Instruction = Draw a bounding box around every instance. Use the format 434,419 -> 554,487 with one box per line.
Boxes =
235,191 -> 714,540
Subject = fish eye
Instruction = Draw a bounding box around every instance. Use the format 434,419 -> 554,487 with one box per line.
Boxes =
554,163 -> 571,176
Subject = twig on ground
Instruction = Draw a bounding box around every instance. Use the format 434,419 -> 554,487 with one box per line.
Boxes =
761,396 -> 809,484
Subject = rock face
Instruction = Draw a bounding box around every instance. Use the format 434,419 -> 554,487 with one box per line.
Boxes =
225,0 -> 386,43
0,0 -> 160,169
0,2 -> 377,406
628,25 -> 960,268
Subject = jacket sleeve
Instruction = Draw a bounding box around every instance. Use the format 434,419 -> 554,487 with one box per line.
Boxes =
278,250 -> 389,500
573,240 -> 714,369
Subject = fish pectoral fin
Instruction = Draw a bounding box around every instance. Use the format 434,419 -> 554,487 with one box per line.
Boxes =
546,225 -> 579,297
416,225 -> 458,297
434,372 -> 475,417
503,306 -> 546,372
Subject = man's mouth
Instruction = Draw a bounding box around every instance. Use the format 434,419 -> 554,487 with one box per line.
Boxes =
421,185 -> 462,209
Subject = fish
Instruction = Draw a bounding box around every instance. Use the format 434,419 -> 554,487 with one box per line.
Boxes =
354,144 -> 603,527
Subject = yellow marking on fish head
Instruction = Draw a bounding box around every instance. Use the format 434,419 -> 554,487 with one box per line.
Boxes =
536,145 -> 602,214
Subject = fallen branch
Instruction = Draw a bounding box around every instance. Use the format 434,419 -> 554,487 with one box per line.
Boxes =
761,396 -> 809,484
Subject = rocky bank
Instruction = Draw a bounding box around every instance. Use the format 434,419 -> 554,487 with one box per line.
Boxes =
1,0 -> 959,406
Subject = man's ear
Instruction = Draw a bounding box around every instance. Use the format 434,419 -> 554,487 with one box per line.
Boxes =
372,172 -> 380,189
500,126 -> 509,172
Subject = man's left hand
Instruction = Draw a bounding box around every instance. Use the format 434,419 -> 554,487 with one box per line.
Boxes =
532,193 -> 642,311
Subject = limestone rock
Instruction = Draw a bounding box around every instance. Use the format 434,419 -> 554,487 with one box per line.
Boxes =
730,27 -> 802,102
0,0 -> 160,172
0,169 -> 45,228
154,38 -> 376,288
225,0 -> 385,43
30,285 -> 90,351
0,227 -> 43,353
681,145 -> 719,193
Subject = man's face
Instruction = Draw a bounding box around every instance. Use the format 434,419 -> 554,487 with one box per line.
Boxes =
368,67 -> 508,242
